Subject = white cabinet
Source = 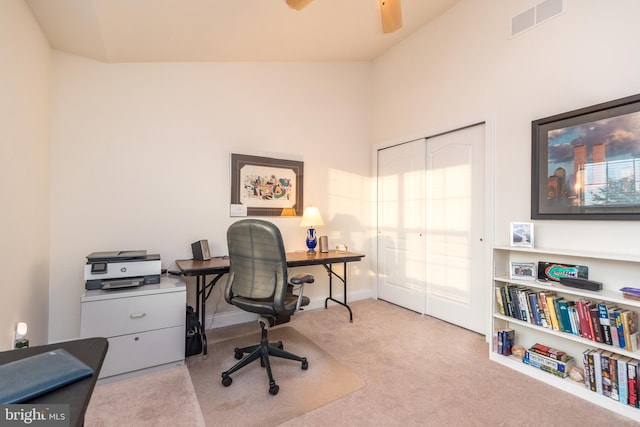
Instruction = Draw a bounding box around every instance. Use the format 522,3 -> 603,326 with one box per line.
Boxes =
81,276 -> 186,380
491,246 -> 640,422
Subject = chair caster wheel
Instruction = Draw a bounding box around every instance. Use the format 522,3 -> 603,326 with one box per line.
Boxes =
234,349 -> 243,360
269,384 -> 279,395
277,341 -> 284,350
301,358 -> 308,370
222,375 -> 232,387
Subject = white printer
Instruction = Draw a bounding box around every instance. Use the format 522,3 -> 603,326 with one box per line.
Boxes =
84,250 -> 161,290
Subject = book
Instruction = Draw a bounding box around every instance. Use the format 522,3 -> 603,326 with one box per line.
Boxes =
600,350 -> 612,397
538,291 -> 554,329
545,294 -> 560,331
593,350 -> 603,395
582,349 -> 592,390
618,356 -> 631,405
610,353 -> 620,401
553,297 -> 566,332
609,307 -> 620,348
528,292 -> 542,326
495,287 -> 506,315
517,288 -> 531,323
597,303 -> 613,345
529,343 -> 570,362
615,309 -> 627,350
524,350 -> 574,373
575,299 -> 593,341
522,356 -> 569,378
557,299 -> 572,333
589,306 -> 604,343
587,350 -> 597,392
621,310 -> 639,352
627,359 -> 639,407
567,302 -> 580,336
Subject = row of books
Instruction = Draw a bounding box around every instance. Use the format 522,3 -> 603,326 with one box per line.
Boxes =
583,348 -> 640,407
523,343 -> 575,378
495,284 -> 639,351
493,328 -> 515,356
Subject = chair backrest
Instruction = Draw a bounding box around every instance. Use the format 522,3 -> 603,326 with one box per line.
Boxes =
224,219 -> 289,313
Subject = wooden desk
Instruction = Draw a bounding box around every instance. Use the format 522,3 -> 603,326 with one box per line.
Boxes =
0,337 -> 108,427
176,250 -> 365,356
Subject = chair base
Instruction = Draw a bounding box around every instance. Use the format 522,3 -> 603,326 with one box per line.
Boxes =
221,319 -> 308,395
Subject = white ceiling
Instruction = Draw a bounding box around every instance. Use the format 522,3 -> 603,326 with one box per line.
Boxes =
25,0 -> 461,63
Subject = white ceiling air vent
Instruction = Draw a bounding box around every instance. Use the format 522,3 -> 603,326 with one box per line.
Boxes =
510,0 -> 566,38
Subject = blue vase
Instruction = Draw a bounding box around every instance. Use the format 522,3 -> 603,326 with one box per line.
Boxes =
306,228 -> 317,253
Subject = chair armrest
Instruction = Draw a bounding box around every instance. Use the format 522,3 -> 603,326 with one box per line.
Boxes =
290,273 -> 314,284
288,273 -> 313,311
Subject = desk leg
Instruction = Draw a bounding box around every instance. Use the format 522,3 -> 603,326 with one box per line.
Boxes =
197,273 -> 226,358
323,262 -> 353,322
197,275 -> 208,358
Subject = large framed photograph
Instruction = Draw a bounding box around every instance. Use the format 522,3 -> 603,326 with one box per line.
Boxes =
230,154 -> 303,217
532,93 -> 640,220
510,262 -> 536,281
510,222 -> 534,247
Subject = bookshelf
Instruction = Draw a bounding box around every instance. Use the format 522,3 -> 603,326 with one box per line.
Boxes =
491,246 -> 640,422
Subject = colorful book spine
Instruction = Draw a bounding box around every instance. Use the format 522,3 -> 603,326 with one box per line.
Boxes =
530,343 -> 570,362
615,309 -> 626,350
522,356 -> 568,378
597,303 -> 613,345
546,295 -> 560,331
618,356 -> 630,405
600,350 -> 612,398
524,350 -> 573,373
610,353 -> 619,401
627,359 -> 638,407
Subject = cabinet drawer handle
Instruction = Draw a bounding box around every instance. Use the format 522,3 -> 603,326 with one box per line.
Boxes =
130,313 -> 146,319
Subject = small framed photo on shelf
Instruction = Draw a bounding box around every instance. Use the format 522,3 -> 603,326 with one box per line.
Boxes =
510,262 -> 537,280
510,222 -> 534,247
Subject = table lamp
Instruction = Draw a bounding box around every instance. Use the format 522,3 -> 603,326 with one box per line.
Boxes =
300,206 -> 324,253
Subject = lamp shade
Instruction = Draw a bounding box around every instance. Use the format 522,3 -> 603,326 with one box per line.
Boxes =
300,206 -> 324,227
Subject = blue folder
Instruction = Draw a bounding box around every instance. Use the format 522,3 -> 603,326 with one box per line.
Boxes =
0,348 -> 94,404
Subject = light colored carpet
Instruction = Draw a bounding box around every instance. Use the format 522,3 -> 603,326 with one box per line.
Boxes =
186,325 -> 366,427
84,365 -> 205,427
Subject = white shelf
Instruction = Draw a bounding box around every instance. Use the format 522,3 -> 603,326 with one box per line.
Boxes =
490,352 -> 640,421
494,245 -> 640,263
491,246 -> 640,422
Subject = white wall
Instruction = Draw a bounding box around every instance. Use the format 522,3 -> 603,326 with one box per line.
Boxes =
49,55 -> 374,341
0,0 -> 51,350
372,0 -> 640,252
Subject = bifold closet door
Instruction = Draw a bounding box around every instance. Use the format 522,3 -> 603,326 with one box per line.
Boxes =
377,139 -> 427,314
425,123 -> 486,334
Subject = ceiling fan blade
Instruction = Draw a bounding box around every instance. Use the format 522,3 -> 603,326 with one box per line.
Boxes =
286,0 -> 314,11
380,0 -> 402,33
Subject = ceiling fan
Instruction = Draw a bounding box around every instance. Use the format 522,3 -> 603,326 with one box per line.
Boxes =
285,0 -> 402,34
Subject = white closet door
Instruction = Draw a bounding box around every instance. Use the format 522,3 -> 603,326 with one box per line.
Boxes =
425,124 -> 486,333
377,139 -> 427,313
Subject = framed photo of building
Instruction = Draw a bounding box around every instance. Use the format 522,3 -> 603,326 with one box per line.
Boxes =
230,154 -> 303,217
532,93 -> 640,220
510,222 -> 534,247
510,261 -> 537,280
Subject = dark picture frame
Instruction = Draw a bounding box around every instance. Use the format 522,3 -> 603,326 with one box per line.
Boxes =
532,94 -> 640,220
230,154 -> 303,217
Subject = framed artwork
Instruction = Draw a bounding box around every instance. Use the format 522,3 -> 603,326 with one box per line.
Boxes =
510,262 -> 537,281
532,93 -> 640,220
510,222 -> 534,247
230,154 -> 303,217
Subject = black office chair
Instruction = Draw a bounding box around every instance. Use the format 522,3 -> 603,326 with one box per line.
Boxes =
220,219 -> 314,395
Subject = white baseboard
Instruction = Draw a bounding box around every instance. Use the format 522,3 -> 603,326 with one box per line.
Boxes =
205,288 -> 373,330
